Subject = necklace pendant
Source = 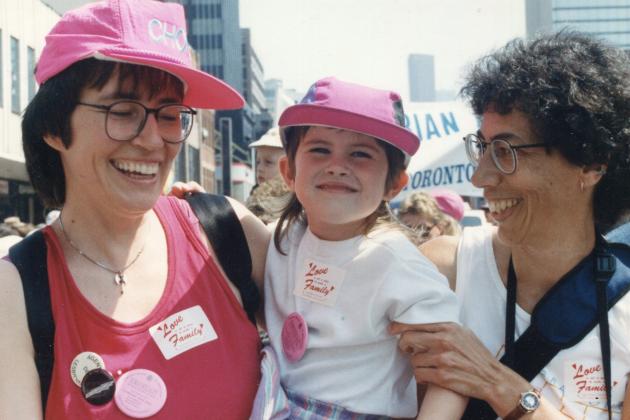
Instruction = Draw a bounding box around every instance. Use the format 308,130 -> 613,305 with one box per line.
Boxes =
115,273 -> 126,295
115,272 -> 126,286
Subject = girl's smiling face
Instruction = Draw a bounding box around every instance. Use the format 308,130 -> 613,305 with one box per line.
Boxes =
280,126 -> 406,241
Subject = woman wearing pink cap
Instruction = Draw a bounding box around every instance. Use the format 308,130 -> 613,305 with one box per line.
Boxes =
0,0 -> 269,418
264,77 -> 464,418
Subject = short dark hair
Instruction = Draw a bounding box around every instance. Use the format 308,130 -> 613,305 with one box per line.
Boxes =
22,58 -> 184,208
460,31 -> 630,228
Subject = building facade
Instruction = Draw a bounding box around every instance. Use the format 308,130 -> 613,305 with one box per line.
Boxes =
408,54 -> 436,102
264,78 -> 300,126
241,28 -> 272,139
526,0 -> 630,49
0,1 -> 59,222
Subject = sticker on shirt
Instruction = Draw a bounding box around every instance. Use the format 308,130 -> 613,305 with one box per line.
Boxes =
564,361 -> 618,404
149,305 -> 218,360
293,259 -> 345,306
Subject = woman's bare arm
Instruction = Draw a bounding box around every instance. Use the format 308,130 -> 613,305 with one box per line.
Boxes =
419,235 -> 459,290
0,259 -> 43,419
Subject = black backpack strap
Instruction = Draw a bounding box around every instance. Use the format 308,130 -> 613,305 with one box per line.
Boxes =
185,193 -> 260,325
8,230 -> 54,409
595,248 -> 616,420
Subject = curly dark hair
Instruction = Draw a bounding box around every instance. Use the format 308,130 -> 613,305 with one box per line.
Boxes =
460,31 -> 630,228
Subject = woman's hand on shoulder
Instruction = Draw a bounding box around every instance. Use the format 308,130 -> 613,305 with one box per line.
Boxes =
168,181 -> 206,199
0,260 -> 43,419
419,234 -> 459,290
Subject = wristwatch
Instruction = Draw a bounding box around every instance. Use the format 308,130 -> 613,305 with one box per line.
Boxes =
503,389 -> 541,420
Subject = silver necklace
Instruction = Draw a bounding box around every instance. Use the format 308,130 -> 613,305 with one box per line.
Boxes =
58,212 -> 146,295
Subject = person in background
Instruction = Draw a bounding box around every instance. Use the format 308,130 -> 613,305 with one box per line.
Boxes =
398,191 -> 462,244
245,176 -> 292,224
0,0 -> 269,418
250,127 -> 286,185
428,188 -> 465,223
393,31 -> 630,419
0,220 -> 23,256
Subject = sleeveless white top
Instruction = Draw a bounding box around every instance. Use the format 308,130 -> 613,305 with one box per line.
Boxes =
456,226 -> 630,419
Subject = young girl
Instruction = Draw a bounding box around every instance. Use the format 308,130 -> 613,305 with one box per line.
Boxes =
264,77 -> 466,418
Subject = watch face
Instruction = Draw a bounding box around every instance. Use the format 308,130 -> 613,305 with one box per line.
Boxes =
521,391 -> 541,411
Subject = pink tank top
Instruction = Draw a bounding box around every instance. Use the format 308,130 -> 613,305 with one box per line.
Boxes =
44,196 -> 261,419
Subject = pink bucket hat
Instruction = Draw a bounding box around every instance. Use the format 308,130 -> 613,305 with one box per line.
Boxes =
428,189 -> 465,221
278,77 -> 419,163
36,0 -> 243,110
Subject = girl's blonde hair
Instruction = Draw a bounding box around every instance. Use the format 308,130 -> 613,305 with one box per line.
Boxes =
273,126 -> 406,254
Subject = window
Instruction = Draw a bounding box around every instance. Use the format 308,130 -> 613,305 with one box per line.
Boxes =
27,47 -> 36,100
216,4 -> 222,18
11,36 -> 20,113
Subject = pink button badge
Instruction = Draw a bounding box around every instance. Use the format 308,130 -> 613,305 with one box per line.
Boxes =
114,369 -> 167,418
281,312 -> 308,362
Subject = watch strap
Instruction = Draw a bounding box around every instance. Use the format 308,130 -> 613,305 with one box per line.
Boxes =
503,390 -> 540,420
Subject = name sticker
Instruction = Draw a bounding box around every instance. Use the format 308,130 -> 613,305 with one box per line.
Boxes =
564,361 -> 612,403
149,305 -> 217,360
293,259 -> 345,306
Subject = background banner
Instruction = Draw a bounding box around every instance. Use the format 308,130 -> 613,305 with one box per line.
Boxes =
393,101 -> 482,205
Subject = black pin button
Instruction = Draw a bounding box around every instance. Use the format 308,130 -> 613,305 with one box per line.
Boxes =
81,368 -> 116,405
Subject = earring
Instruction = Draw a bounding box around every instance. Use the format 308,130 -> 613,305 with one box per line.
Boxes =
579,180 -> 585,192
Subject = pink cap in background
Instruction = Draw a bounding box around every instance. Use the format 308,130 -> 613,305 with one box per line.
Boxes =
36,0 -> 243,110
428,189 -> 465,221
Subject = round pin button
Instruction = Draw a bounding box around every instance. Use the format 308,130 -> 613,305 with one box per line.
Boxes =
281,312 -> 308,362
81,368 -> 116,405
114,368 -> 167,418
70,351 -> 106,387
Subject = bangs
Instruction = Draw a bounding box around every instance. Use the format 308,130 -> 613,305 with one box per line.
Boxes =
84,60 -> 185,101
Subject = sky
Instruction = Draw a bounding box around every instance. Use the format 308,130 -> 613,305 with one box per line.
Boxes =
239,0 -> 526,101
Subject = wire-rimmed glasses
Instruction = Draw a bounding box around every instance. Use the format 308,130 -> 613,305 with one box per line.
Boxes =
463,133 -> 546,174
77,100 -> 196,144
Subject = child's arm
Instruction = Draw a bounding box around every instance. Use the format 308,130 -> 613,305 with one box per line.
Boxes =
416,384 -> 467,420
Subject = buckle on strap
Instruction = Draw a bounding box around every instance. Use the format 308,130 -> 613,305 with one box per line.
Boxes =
595,253 -> 616,282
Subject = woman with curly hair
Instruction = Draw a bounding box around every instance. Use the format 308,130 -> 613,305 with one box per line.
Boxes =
393,31 -> 630,419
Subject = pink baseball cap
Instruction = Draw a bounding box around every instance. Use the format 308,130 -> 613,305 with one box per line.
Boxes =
36,0 -> 244,110
278,77 -> 419,164
428,189 -> 465,221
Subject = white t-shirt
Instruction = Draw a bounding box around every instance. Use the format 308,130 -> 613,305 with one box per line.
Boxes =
264,222 -> 459,417
457,226 -> 630,419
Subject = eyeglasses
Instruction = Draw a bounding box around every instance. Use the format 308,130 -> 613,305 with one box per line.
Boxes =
77,100 -> 196,144
463,133 -> 546,174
